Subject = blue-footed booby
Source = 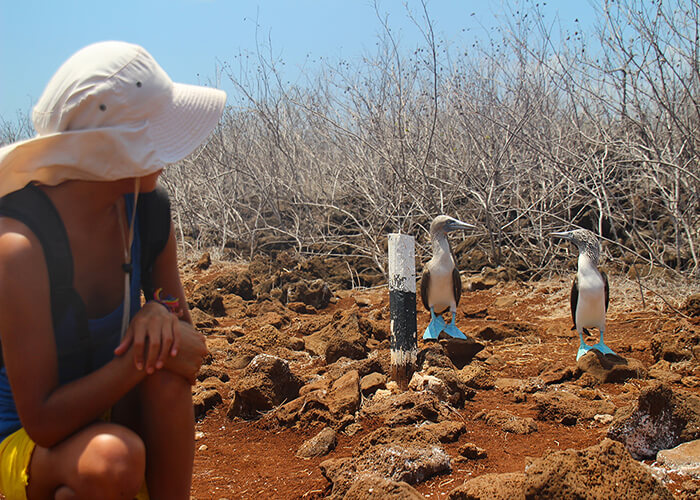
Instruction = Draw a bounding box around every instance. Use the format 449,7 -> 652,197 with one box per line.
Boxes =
421,215 -> 475,340
550,229 -> 615,360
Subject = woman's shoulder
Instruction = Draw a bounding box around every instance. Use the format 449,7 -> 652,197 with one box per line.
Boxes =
0,218 -> 45,284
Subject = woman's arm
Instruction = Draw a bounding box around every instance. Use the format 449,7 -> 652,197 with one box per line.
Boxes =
148,222 -> 208,382
0,220 -> 147,448
149,221 -> 193,326
115,221 -> 205,376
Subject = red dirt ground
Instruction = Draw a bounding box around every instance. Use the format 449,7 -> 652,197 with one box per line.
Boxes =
187,259 -> 700,499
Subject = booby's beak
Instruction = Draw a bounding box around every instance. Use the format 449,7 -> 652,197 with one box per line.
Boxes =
549,231 -> 574,241
445,219 -> 475,232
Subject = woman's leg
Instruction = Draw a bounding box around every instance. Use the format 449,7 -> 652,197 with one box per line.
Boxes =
114,369 -> 194,500
27,422 -> 145,500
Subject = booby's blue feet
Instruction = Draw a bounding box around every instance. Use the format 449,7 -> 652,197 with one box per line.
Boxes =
423,308 -> 446,340
576,342 -> 594,361
443,312 -> 467,340
576,332 -> 618,360
592,342 -> 617,357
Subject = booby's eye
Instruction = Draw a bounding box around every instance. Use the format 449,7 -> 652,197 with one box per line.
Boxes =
136,81 -> 142,88
99,104 -> 107,111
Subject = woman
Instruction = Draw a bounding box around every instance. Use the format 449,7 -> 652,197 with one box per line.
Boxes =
0,41 -> 225,499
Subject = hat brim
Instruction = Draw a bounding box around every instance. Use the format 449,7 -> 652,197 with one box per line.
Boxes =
0,84 -> 226,198
149,83 -> 227,165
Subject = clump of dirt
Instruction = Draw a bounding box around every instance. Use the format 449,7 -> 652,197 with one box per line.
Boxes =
684,293 -> 700,317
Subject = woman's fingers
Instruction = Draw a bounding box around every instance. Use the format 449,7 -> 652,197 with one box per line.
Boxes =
113,328 -> 133,356
155,316 -> 177,370
131,318 -> 147,371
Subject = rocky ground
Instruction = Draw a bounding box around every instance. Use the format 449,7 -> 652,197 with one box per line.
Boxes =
185,250 -> 700,499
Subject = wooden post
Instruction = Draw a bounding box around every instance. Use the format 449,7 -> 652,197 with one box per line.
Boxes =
388,233 -> 417,390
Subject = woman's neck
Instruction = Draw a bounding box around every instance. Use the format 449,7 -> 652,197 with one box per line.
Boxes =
41,178 -> 135,214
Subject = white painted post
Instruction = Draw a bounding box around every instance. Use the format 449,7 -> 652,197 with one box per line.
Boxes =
388,233 -> 417,390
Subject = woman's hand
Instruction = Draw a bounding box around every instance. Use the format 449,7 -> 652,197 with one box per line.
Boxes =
114,301 -> 181,374
163,322 -> 208,384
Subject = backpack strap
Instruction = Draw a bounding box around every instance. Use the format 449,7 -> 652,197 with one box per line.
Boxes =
138,185 -> 171,300
0,184 -> 92,378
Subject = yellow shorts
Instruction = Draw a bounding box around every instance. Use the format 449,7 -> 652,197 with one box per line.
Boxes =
0,427 -> 149,500
0,428 -> 33,500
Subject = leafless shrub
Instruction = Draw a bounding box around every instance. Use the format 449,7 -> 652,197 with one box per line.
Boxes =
3,1 -> 698,282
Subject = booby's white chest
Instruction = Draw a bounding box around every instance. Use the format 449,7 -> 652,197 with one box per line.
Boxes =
427,253 -> 457,310
575,265 -> 606,330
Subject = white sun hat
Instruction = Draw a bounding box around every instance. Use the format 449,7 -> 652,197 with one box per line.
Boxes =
0,41 -> 226,198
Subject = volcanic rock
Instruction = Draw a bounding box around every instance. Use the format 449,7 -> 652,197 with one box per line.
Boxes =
190,307 -> 219,329
344,476 -> 426,499
260,391 -> 330,429
540,366 -> 576,385
408,372 -> 459,407
657,439 -> 700,478
422,421 -> 467,443
447,472 -> 525,499
227,354 -> 303,420
355,422 -> 465,457
324,356 -> 387,381
417,343 -> 456,370
447,439 -> 672,499
238,323 -> 294,352
423,367 -> 476,407
287,279 -> 332,309
209,271 -> 255,300
197,366 -> 230,383
469,275 -> 498,291
474,409 -> 538,435
651,330 -> 699,363
533,389 -> 615,425
287,301 -> 317,314
189,288 -> 226,317
576,350 -> 646,383
296,427 -> 337,458
523,438 -> 672,499
204,337 -> 233,361
458,365 -> 496,390
683,293 -> 700,317
193,389 -> 222,420
194,251 -> 211,270
198,376 -> 226,392
360,372 -> 386,396
326,370 -> 361,417
648,360 -> 684,384
439,337 -> 485,369
457,442 -> 487,460
607,382 -> 700,459
304,311 -> 369,363
360,391 -> 452,426
225,342 -> 263,369
320,442 -> 450,499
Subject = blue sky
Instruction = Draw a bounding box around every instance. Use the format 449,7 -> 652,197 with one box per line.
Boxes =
0,0 -> 599,122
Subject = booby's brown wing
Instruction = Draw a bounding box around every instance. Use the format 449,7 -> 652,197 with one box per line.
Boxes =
452,266 -> 462,307
601,270 -> 609,311
570,276 -> 578,330
449,240 -> 462,307
420,268 -> 431,311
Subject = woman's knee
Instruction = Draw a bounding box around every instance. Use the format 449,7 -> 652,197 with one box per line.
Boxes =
141,368 -> 191,402
76,425 -> 145,497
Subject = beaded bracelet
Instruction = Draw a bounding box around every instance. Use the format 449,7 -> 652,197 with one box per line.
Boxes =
152,287 -> 180,314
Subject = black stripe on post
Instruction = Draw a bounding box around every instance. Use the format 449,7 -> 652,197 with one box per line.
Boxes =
388,233 -> 417,391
